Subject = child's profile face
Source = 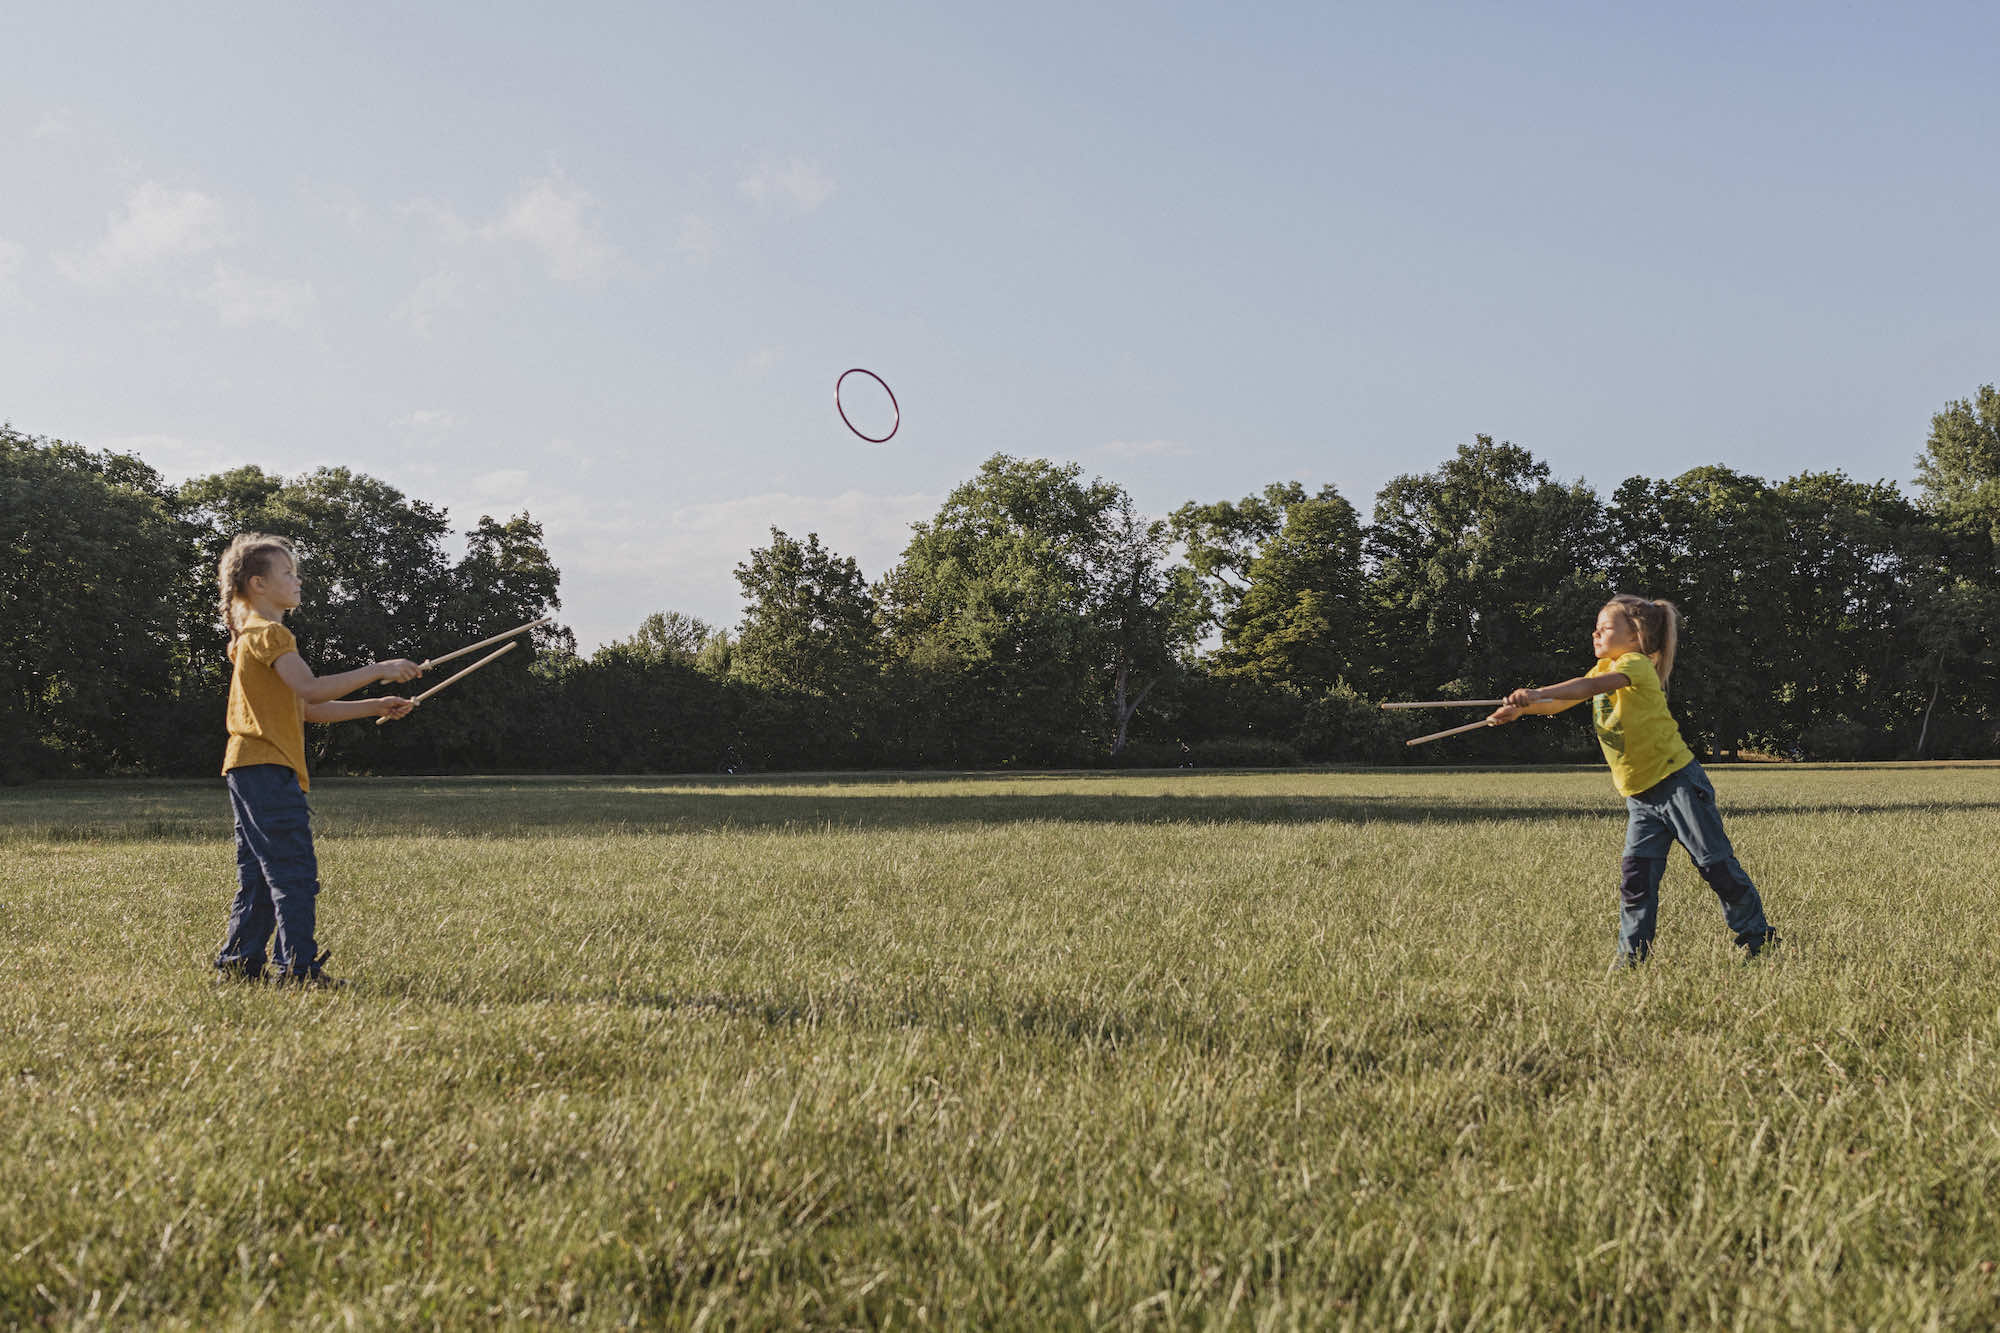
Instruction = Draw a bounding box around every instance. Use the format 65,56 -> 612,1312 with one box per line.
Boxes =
252,556 -> 303,611
1592,608 -> 1640,659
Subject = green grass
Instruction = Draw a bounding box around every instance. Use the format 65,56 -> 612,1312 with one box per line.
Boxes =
4,764 -> 1999,1329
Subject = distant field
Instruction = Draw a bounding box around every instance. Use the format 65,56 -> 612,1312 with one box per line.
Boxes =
4,765 -> 1999,1329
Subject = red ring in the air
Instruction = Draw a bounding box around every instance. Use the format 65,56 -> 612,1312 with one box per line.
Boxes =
835,368 -> 900,443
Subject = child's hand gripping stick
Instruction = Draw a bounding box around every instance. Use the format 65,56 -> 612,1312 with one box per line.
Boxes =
375,641 -> 518,725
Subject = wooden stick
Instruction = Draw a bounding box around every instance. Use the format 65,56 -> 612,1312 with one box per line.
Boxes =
420,616 -> 551,672
376,641 -> 517,725
1379,699 -> 1506,710
1406,717 -> 1497,746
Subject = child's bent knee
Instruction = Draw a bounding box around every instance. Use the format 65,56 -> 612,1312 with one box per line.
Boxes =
1696,859 -> 1751,904
1620,856 -> 1664,905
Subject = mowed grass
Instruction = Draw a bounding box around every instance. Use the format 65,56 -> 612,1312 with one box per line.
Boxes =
4,765 -> 2000,1330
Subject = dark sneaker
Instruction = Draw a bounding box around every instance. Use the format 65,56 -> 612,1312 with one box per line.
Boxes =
1739,930 -> 1782,959
272,969 -> 349,990
214,959 -> 268,983
272,950 -> 349,990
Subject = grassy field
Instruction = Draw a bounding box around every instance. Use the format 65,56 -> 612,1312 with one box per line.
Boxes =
4,764 -> 1999,1329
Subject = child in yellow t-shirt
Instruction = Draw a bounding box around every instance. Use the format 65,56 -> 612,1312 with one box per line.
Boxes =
1488,595 -> 1779,965
213,534 -> 423,986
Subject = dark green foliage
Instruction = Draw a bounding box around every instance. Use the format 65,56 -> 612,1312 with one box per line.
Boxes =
1910,386 -> 2000,744
610,611 -> 714,665
1296,682 -> 1419,764
0,428 -> 184,781
162,466 -> 564,775
7,380 -> 2000,776
1915,384 -> 2000,550
1605,466 -> 1785,755
880,455 -> 1201,766
1175,482 -> 1367,692
1364,437 -> 1609,703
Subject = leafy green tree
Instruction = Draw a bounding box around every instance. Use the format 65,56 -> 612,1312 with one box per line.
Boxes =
1910,576 -> 1998,757
417,513 -> 568,770
172,466 -> 560,772
172,465 -> 453,695
730,530 -> 882,765
0,428 -> 184,780
694,628 -> 736,677
881,454 -> 1190,763
1770,472 -> 1935,755
605,611 -> 714,666
1176,482 -> 1365,691
1910,385 -> 2000,750
733,530 -> 879,696
1169,485 -> 1292,629
1605,467 -> 1789,756
1914,384 -> 2000,551
1365,438 -> 1607,747
1096,494 -> 1206,754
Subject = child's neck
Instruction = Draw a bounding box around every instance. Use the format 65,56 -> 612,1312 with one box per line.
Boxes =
241,594 -> 287,623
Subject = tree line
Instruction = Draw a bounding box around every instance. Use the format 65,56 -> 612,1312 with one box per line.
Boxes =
3,387 -> 1995,783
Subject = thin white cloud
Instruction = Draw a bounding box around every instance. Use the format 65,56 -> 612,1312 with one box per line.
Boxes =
397,409 -> 457,429
648,491 -> 936,575
299,180 -> 371,230
478,172 -> 616,282
545,437 -> 595,472
0,237 -> 23,285
392,269 -> 465,336
739,344 -> 783,377
675,213 -> 719,264
1101,439 -> 1193,459
397,198 -> 473,243
59,182 -> 227,284
470,468 -> 535,501
205,264 -> 315,328
29,112 -> 75,142
739,158 -> 836,212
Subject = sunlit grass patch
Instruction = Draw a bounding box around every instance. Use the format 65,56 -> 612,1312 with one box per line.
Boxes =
3,766 -> 1998,1328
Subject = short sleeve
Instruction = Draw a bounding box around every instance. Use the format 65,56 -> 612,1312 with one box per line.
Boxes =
237,621 -> 298,667
1613,652 -> 1659,692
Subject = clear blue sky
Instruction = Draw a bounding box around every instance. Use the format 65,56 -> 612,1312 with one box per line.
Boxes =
3,2 -> 1994,649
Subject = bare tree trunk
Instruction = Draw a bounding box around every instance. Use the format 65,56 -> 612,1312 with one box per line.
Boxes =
1109,664 -> 1157,757
1916,650 -> 1943,759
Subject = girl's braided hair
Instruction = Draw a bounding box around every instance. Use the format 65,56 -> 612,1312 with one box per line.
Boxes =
1602,594 -> 1679,690
216,533 -> 296,649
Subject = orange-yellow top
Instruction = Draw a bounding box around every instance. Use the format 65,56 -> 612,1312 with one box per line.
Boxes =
221,612 -> 309,790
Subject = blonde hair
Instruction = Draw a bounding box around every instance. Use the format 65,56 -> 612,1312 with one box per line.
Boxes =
1603,594 -> 1679,689
217,533 -> 296,647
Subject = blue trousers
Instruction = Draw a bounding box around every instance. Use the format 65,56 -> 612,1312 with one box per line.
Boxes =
1618,761 -> 1772,960
216,765 -> 320,978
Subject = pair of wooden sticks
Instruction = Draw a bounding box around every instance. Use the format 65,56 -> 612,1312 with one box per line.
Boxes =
1378,697 -> 1509,747
374,616 -> 551,726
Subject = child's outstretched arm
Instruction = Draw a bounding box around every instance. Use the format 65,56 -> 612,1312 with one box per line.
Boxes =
1487,673 -> 1627,725
274,654 -> 423,704
305,697 -> 415,724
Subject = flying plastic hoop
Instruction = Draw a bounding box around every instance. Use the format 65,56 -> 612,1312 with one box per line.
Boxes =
835,367 -> 900,443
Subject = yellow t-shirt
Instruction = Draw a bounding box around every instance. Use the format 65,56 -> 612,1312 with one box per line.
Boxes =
222,612 -> 310,791
1587,651 -> 1693,797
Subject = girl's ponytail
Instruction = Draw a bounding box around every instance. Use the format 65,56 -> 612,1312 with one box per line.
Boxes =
1650,598 -> 1679,688
1603,593 -> 1680,692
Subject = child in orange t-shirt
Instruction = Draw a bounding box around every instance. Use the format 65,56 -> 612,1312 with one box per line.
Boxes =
213,534 -> 422,986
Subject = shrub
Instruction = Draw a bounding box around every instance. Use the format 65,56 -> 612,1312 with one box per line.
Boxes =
1799,720 -> 1897,762
1184,738 -> 1303,768
1297,683 -> 1412,763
